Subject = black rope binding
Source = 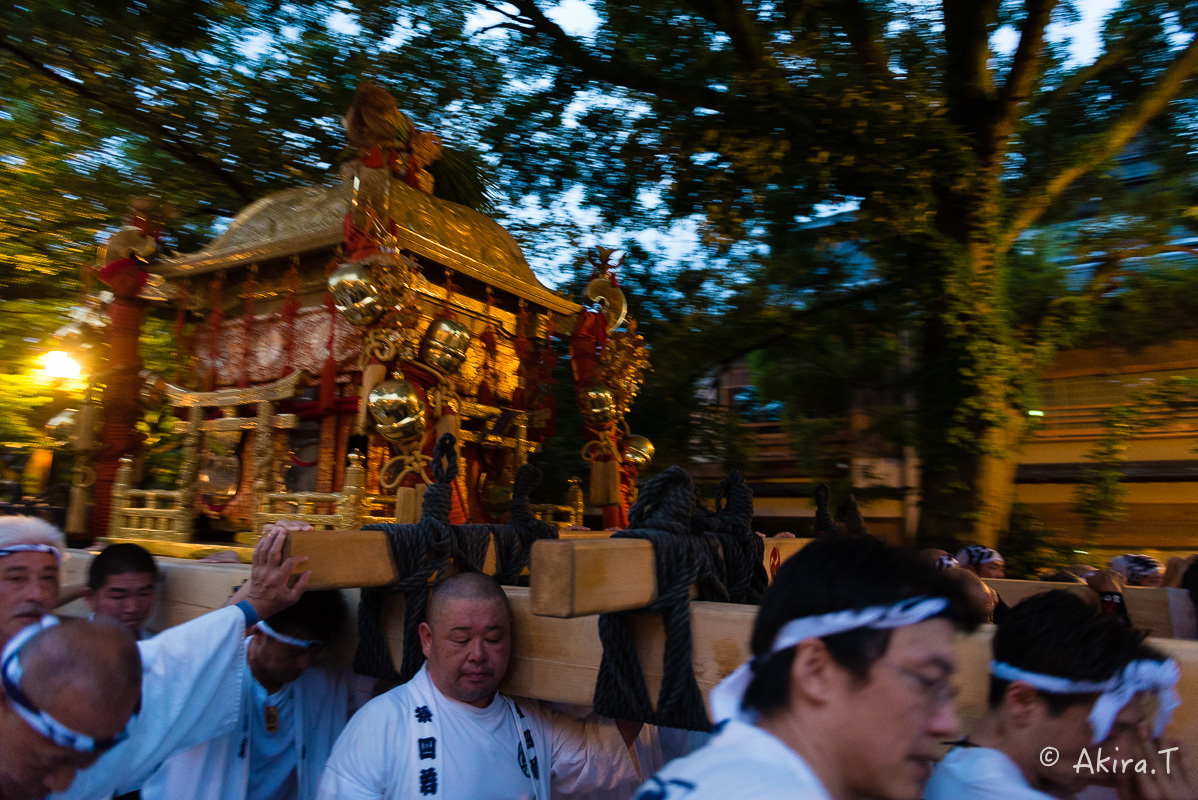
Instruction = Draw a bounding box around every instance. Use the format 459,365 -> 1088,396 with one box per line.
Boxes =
709,470 -> 767,604
812,483 -> 839,537
836,493 -> 871,537
353,434 -> 558,681
594,466 -> 721,732
354,434 -> 460,682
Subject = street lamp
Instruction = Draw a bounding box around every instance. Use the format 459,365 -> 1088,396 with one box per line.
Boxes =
40,351 -> 82,381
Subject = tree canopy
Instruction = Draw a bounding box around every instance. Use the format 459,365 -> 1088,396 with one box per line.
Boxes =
4,0 -> 1198,543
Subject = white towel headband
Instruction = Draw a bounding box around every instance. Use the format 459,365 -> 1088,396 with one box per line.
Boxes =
709,596 -> 950,724
991,659 -> 1181,743
256,619 -> 323,649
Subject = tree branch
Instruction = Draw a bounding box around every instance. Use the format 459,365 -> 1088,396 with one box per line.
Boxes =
1035,36 -> 1134,112
999,35 -> 1198,254
715,281 -> 902,365
0,38 -> 254,205
681,0 -> 769,71
941,0 -> 1001,139
992,0 -> 1057,155
503,0 -> 729,109
828,0 -> 894,83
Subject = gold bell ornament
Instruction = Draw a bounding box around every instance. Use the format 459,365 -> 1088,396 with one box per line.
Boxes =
368,377 -> 426,444
419,318 -> 471,375
328,260 -> 384,326
621,435 -> 655,469
578,383 -> 619,427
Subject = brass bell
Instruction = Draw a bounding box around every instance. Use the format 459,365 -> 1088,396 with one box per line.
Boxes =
622,434 -> 655,468
368,378 -> 426,443
328,260 -> 383,326
579,382 -> 618,427
419,318 -> 471,375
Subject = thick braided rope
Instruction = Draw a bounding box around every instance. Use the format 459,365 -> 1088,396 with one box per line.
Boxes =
710,470 -> 766,604
812,483 -> 838,536
353,435 -> 459,681
492,463 -> 558,585
594,466 -> 715,731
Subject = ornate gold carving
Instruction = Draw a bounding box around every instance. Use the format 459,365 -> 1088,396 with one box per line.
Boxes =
595,320 -> 650,417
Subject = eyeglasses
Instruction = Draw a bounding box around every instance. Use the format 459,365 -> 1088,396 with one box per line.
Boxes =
879,662 -> 957,710
1,619 -> 139,754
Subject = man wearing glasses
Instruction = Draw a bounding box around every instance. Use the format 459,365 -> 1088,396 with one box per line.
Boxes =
925,590 -> 1194,800
633,534 -> 978,800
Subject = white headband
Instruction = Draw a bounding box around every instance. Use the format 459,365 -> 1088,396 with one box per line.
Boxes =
256,619 -> 322,649
991,659 -> 1181,743
0,544 -> 61,563
709,596 -> 951,724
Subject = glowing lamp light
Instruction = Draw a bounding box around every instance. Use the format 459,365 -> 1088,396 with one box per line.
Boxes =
41,351 -> 82,381
1027,409 -> 1045,417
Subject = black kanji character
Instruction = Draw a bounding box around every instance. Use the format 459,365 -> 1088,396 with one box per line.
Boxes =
635,777 -> 697,800
418,737 -> 436,760
530,756 -> 539,780
419,767 -> 438,795
517,744 -> 529,778
523,730 -> 534,750
414,706 -> 433,723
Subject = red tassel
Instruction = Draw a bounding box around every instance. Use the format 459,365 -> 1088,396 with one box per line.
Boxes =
320,255 -> 341,411
173,281 -> 190,384
205,274 -> 225,391
238,267 -> 258,388
281,259 -> 300,377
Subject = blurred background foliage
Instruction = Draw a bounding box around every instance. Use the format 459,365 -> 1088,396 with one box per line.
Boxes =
3,0 -> 1198,540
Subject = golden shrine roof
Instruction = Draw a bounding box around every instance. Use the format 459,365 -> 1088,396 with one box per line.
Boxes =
157,177 -> 579,316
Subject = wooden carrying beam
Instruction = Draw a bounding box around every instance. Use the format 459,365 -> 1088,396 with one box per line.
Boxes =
530,537 -> 811,617
58,550 -> 1198,775
984,579 -> 1195,639
281,529 -> 685,592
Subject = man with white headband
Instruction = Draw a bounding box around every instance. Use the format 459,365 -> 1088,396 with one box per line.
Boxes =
957,545 -> 1005,579
1110,554 -> 1165,588
0,617 -> 141,799
319,572 -> 642,800
632,534 -> 977,800
0,516 -> 311,800
925,590 -> 1192,800
142,590 -> 373,800
0,516 -> 66,648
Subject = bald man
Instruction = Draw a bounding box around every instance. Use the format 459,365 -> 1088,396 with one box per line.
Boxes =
0,618 -> 141,800
0,517 -> 310,800
318,572 -> 641,799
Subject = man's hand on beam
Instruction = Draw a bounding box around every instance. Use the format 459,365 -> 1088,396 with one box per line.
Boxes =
230,521 -> 312,619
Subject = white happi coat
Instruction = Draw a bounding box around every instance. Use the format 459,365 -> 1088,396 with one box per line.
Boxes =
631,720 -> 833,800
317,664 -> 639,800
925,745 -> 1057,800
141,649 -> 373,800
51,605 -> 249,800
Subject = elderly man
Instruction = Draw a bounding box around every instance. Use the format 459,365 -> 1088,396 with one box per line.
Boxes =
318,572 -> 642,799
925,590 -> 1192,800
0,515 -> 309,800
0,618 -> 142,800
0,517 -> 64,647
143,590 -> 373,800
632,533 -> 977,800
